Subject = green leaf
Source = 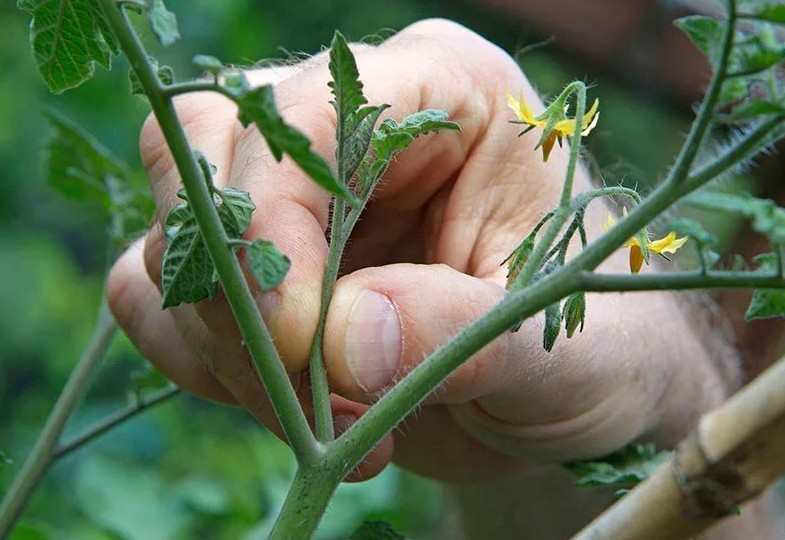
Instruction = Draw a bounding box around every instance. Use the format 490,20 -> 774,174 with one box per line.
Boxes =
564,443 -> 671,488
8,524 -> 52,540
686,192 -> 785,244
147,0 -> 179,47
130,362 -> 169,393
542,302 -> 560,352
670,217 -> 717,247
19,0 -> 117,93
328,30 -> 367,138
0,450 -> 11,467
235,82 -> 357,204
247,240 -> 291,291
719,100 -> 785,122
348,521 -> 407,540
344,105 -> 389,181
44,111 -> 153,242
748,3 -> 785,24
745,253 -> 785,320
161,186 -> 255,307
674,16 -> 723,62
129,57 -> 173,95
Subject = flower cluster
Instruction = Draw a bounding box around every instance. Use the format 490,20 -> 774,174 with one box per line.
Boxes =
506,91 -> 600,162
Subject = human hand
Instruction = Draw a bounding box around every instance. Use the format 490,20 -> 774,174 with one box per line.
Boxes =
107,19 -> 734,483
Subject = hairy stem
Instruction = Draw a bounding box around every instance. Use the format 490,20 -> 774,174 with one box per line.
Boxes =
97,0 -> 318,464
53,386 -> 180,459
578,270 -> 785,292
0,303 -> 116,536
664,0 -> 736,185
309,199 -> 344,443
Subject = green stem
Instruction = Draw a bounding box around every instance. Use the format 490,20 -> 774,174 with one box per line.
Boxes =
685,115 -> 785,189
268,466 -> 342,540
511,82 -> 587,290
578,270 -> 785,292
98,0 -> 318,464
0,303 -> 116,537
161,80 -> 234,100
570,186 -> 642,212
664,0 -> 736,186
309,200 -> 344,443
53,386 -> 181,459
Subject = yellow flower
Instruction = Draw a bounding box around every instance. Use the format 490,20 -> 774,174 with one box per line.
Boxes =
602,210 -> 689,273
506,91 -> 600,162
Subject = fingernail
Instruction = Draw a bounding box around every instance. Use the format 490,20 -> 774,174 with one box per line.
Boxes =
345,290 -> 402,391
333,414 -> 356,437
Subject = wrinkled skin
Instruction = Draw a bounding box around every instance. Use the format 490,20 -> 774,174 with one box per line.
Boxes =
106,19 -> 781,538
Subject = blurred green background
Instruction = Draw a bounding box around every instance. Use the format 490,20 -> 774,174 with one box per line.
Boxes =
0,1 -> 698,538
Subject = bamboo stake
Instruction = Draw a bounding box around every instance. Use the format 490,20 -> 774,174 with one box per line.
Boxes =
573,356 -> 785,540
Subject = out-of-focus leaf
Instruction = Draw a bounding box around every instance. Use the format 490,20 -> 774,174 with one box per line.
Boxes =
147,0 -> 179,46
18,0 -> 117,93
670,217 -> 718,246
686,192 -> 785,244
8,524 -> 52,540
746,253 -> 785,320
192,54 -> 223,75
565,443 -> 671,488
719,100 -> 785,122
674,16 -> 723,62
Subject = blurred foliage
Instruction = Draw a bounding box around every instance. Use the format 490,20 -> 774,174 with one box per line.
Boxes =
0,0 -> 708,538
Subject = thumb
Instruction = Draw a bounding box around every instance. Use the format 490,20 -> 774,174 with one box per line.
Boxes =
324,263 -> 516,404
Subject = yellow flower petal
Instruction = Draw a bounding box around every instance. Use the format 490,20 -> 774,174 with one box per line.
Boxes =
506,91 -> 540,126
629,245 -> 645,273
552,98 -> 600,137
647,232 -> 689,254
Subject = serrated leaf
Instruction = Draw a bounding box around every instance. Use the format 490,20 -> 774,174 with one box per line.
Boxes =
745,253 -> 785,320
235,83 -> 357,203
564,443 -> 670,488
147,0 -> 179,47
130,57 -> 174,95
348,521 -> 407,540
674,16 -> 723,62
247,240 -> 291,291
670,217 -> 717,247
328,30 -> 367,137
542,302 -> 560,352
19,0 -> 117,93
344,104 -> 389,181
161,186 -> 254,307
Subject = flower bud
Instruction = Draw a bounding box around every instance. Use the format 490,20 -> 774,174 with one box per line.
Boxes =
563,291 -> 586,338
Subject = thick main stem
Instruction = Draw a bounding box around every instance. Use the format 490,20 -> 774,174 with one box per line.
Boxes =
268,466 -> 342,540
97,0 -> 318,464
0,303 -> 116,536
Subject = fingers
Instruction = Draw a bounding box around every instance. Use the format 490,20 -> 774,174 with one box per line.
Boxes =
321,262 -> 678,462
106,242 -> 235,404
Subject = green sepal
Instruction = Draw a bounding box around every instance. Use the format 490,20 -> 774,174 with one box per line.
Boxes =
563,291 -> 586,338
503,236 -> 535,289
542,302 -> 561,352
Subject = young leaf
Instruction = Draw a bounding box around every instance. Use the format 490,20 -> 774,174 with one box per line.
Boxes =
328,30 -> 367,138
674,16 -> 723,63
161,207 -> 218,308
749,3 -> 785,24
247,240 -> 291,291
147,0 -> 179,47
18,0 -> 117,93
161,186 -> 255,307
235,83 -> 357,204
347,521 -> 407,540
542,302 -> 561,352
746,253 -> 785,320
564,443 -> 671,488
